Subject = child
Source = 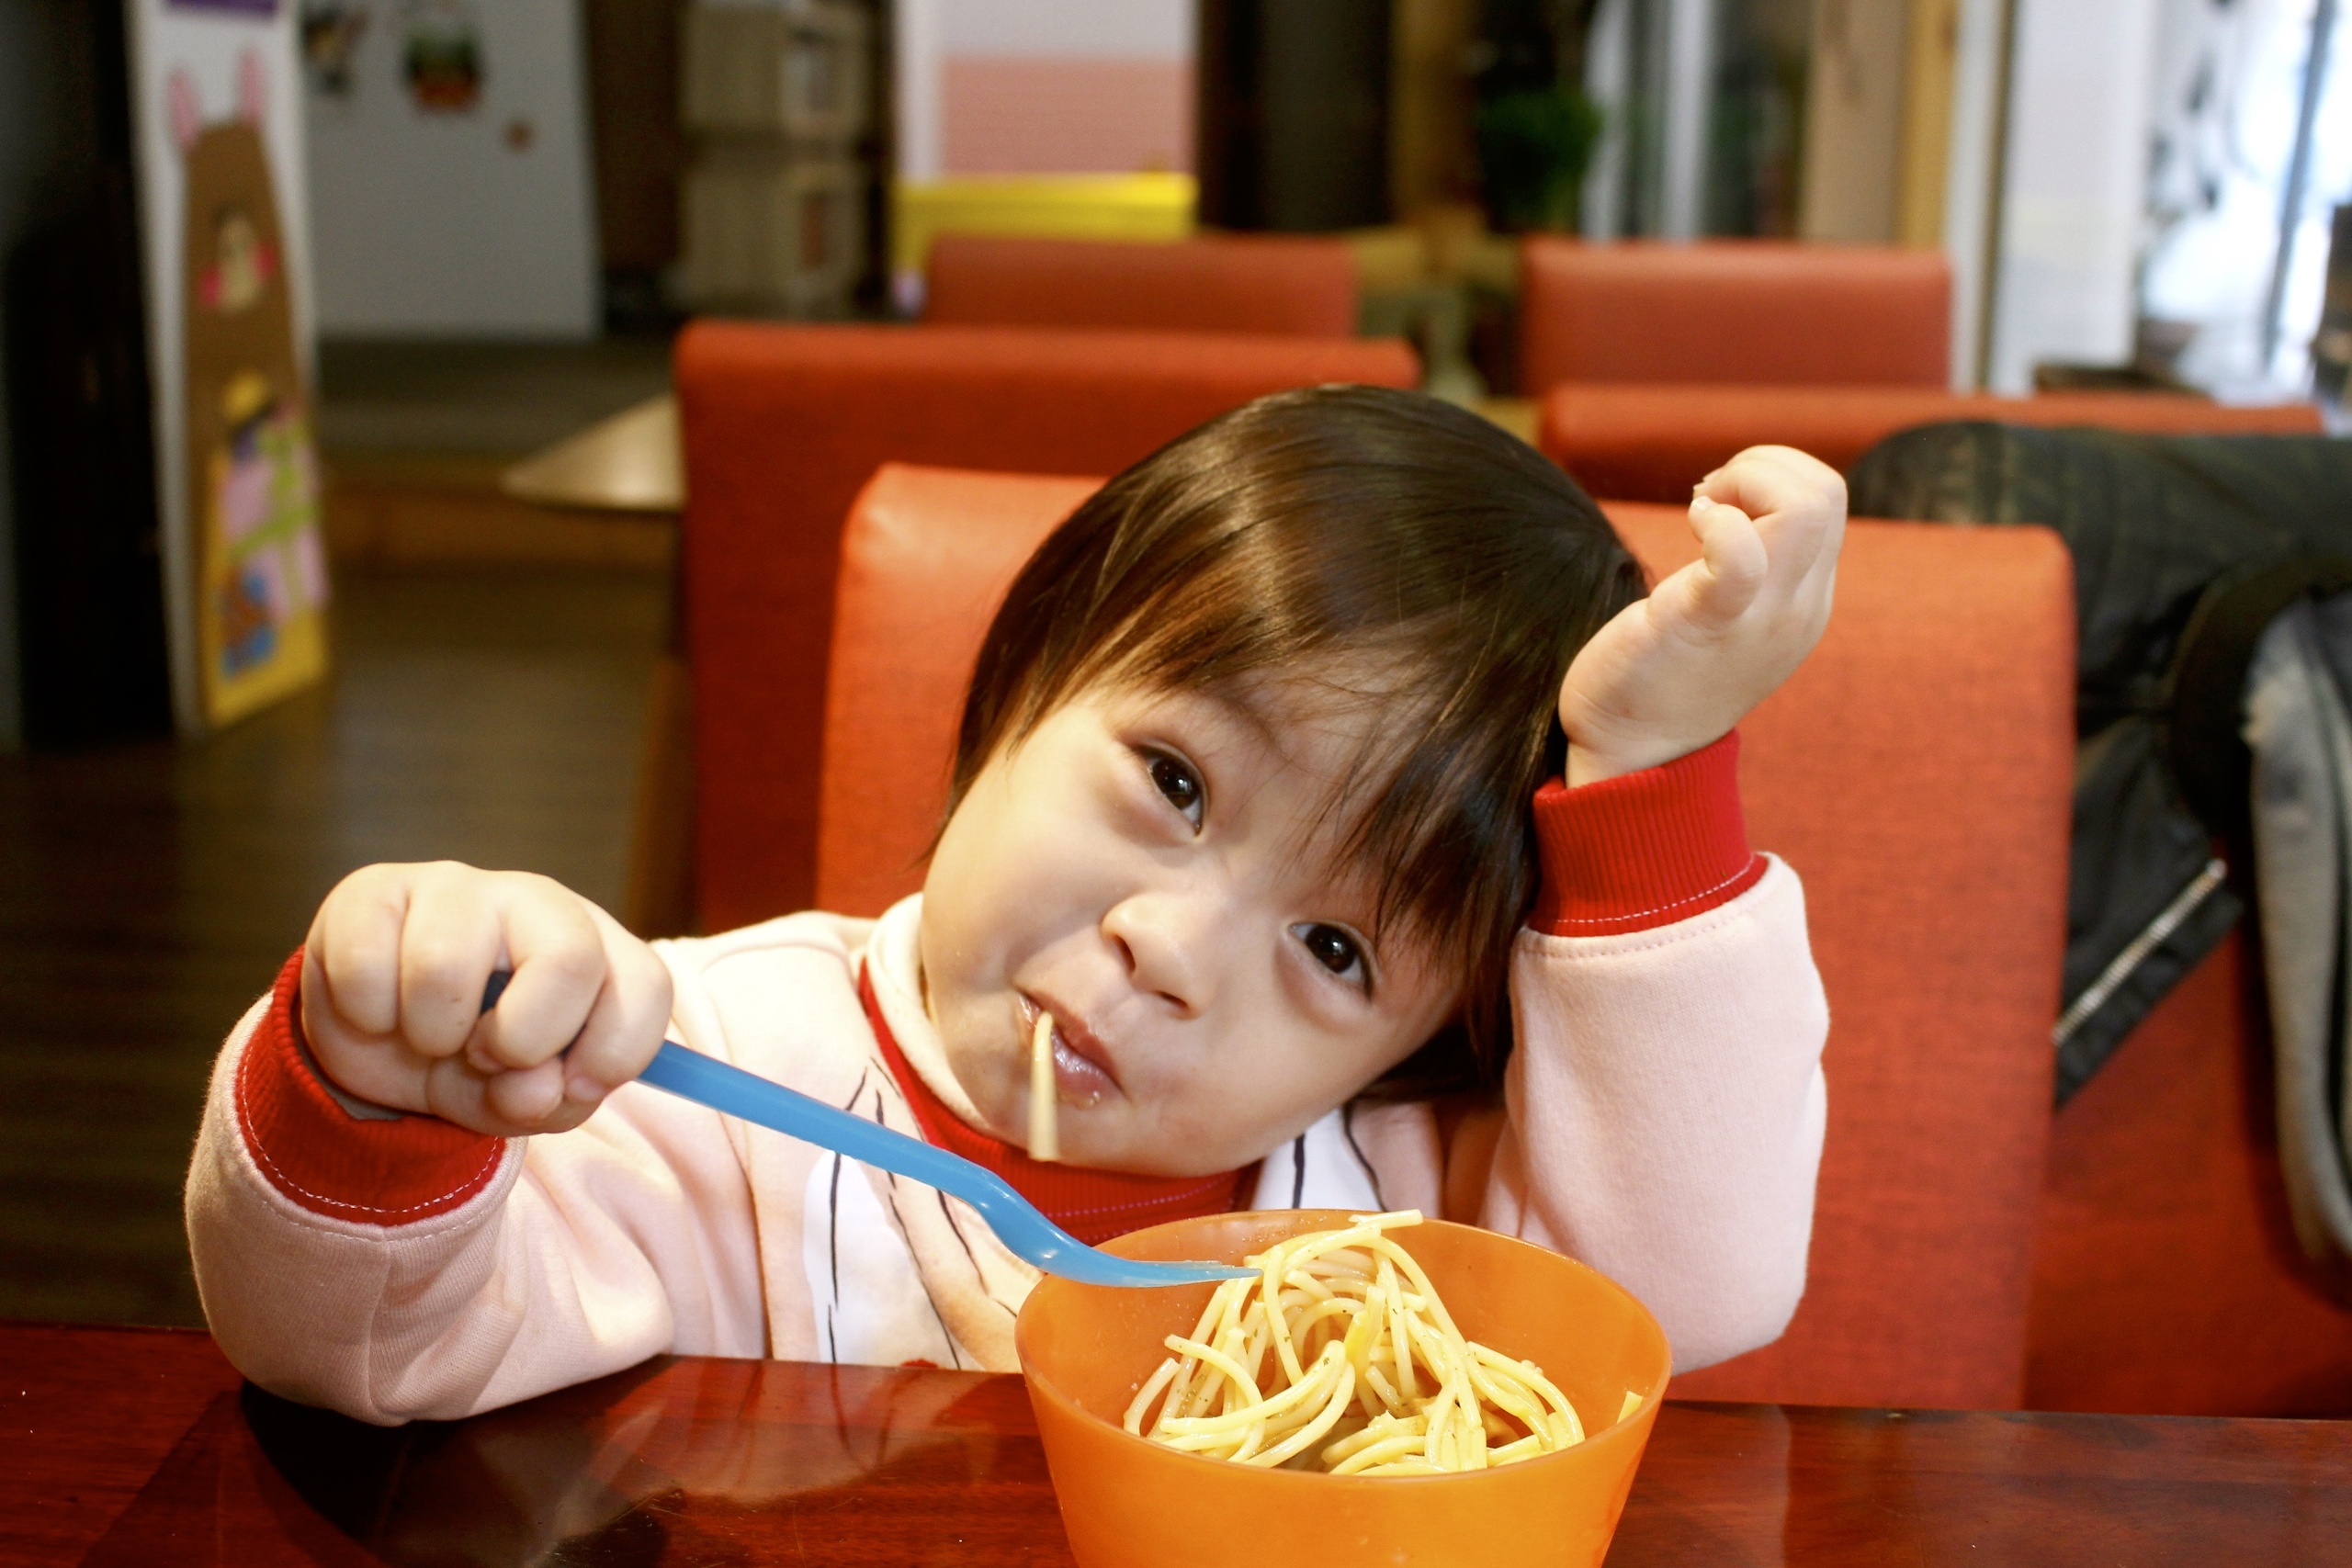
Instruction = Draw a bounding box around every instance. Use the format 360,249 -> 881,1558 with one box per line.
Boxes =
187,388 -> 1838,1424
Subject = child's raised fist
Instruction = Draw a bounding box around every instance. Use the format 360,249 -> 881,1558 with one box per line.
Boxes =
298,862 -> 673,1137
1557,445 -> 1844,786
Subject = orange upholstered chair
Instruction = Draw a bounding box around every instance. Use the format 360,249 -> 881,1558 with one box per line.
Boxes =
1531,389 -> 2349,1416
817,462 -> 2076,1411
923,234 -> 1359,338
2027,934 -> 2352,1416
674,321 -> 1418,932
1539,383 -> 2327,502
816,466 -> 1102,917
1519,239 -> 1951,396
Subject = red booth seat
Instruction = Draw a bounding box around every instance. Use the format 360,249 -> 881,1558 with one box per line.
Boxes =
922,234 -> 1359,338
820,462 -> 2075,1412
2030,931 -> 2352,1417
1520,238 -> 1951,395
674,321 -> 1417,932
1540,383 -> 2328,502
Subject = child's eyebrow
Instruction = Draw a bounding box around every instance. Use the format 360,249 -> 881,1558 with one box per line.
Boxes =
1138,677 -> 1286,750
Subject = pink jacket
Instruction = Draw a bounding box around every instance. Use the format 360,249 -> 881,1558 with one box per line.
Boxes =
184,735 -> 1829,1424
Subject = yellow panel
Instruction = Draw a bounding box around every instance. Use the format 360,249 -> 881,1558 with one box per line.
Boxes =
208,606 -> 328,728
893,174 -> 1197,274
197,407 -> 332,729
1897,0 -> 1962,249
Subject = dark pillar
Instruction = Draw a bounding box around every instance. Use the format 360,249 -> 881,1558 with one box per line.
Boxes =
1198,0 -> 1394,232
1,0 -> 171,748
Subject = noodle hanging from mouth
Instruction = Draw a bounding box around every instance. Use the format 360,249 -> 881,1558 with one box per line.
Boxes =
1122,1211 -> 1636,1473
1029,1010 -> 1059,1162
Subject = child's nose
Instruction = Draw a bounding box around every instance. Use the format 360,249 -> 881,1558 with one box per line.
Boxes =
1101,894 -> 1212,1016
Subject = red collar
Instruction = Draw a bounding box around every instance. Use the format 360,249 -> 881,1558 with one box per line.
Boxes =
856,963 -> 1251,1245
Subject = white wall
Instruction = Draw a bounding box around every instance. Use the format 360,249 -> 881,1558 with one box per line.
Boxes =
937,0 -> 1188,55
2142,0 -> 2351,393
304,0 -> 597,337
1985,0 -> 2165,391
899,0 -> 944,182
2270,11 -> 2352,387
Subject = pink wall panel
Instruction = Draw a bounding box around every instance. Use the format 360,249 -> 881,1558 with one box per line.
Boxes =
940,57 -> 1193,175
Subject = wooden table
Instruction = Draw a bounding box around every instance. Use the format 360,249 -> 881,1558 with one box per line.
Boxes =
487,394 -> 1542,519
500,395 -> 684,514
7,1323 -> 2348,1565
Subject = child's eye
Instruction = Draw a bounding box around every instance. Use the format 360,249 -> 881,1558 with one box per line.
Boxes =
1147,751 -> 1204,830
1294,922 -> 1368,987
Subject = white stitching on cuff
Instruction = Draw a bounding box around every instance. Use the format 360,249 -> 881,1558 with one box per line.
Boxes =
1542,853 -> 1764,928
234,1035 -> 507,1222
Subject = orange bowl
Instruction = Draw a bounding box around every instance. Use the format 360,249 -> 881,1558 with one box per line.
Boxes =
1015,1210 -> 1671,1568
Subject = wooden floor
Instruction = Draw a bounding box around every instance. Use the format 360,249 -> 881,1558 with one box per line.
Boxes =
315,337 -> 673,457
0,565 -> 667,1326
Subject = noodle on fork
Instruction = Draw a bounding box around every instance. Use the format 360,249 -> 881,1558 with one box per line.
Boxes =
1120,1211 -> 1634,1474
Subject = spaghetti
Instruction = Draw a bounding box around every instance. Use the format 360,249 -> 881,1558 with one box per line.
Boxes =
1122,1211 -> 1632,1473
1029,1010 -> 1059,1162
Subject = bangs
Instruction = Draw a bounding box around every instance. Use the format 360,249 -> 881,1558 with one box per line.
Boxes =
947,386 -> 1644,1091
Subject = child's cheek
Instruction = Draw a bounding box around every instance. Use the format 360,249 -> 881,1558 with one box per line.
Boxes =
925,742 -> 1114,986
999,753 -> 1144,912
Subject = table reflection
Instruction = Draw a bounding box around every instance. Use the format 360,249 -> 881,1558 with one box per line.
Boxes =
237,1357 -> 1067,1567
60,1337 -> 2352,1568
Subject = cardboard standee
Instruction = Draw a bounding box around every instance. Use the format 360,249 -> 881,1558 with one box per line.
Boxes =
174,53 -> 327,726
125,0 -> 324,733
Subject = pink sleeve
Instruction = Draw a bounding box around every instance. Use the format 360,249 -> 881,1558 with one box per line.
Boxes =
185,953 -> 768,1424
1480,733 -> 1829,1372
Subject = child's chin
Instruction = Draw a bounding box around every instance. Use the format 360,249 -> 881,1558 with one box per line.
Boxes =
1081,1132 -> 1240,1180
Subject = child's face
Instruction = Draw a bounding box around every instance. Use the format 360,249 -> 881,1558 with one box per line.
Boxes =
920,680 -> 1460,1176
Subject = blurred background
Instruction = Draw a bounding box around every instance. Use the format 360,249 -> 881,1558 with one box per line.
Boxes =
1,0 -> 2347,1362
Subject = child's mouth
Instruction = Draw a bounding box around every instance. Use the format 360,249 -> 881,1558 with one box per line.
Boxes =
1021,996 -> 1122,1108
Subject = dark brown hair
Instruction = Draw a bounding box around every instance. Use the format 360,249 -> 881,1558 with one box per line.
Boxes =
946,385 -> 1644,1094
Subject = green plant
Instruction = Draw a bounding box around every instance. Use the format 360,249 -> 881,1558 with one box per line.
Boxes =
1476,88 -> 1604,233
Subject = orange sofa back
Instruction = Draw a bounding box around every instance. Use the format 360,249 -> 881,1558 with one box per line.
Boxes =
819,463 -> 2076,1411
817,466 -> 1101,916
1540,383 -> 2327,502
923,234 -> 1359,338
1519,239 -> 1951,395
674,321 -> 1418,931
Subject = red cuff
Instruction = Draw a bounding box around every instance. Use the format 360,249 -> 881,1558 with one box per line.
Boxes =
232,948 -> 508,1224
1528,730 -> 1765,937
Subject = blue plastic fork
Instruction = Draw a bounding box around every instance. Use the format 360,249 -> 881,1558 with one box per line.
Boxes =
481,973 -> 1249,1288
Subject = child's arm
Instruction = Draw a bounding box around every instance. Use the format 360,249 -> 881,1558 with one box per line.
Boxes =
1479,747 -> 1828,1371
185,864 -> 766,1423
1477,448 -> 1841,1369
1557,445 -> 1840,787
